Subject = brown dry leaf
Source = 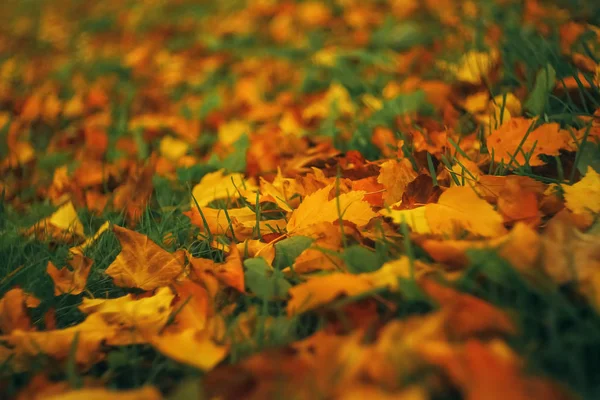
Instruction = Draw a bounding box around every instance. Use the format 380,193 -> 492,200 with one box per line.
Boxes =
151,328 -> 228,371
418,340 -> 572,400
47,253 -> 93,296
487,118 -> 570,167
112,161 -> 155,224
398,174 -> 443,210
287,184 -> 376,234
377,159 -> 418,205
0,288 -> 39,334
43,386 -> 162,400
106,225 -> 183,290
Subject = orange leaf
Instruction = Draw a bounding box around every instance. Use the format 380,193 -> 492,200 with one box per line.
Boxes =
488,118 -> 570,167
47,254 -> 93,296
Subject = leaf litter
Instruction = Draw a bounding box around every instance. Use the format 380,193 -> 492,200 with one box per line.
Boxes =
1,0 -> 600,399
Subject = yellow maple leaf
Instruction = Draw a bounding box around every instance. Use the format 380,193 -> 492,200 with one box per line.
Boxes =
79,287 -> 175,339
382,186 -> 507,238
159,135 -> 189,162
218,119 -> 250,146
151,328 -> 228,371
437,49 -> 499,85
302,83 -> 356,120
105,225 -> 183,290
190,169 -> 257,208
47,201 -> 85,237
562,167 -> 600,223
47,253 -> 93,296
287,184 -> 376,234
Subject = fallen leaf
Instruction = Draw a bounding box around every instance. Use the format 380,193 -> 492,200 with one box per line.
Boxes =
79,287 -> 174,342
487,118 -> 570,167
190,169 -> 256,208
151,329 -> 228,371
287,184 -> 376,234
377,159 -> 418,205
105,225 -> 183,290
0,288 -> 39,334
562,166 -> 600,225
47,253 -> 93,296
383,186 -> 507,238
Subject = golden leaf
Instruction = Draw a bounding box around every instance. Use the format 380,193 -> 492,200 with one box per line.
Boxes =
287,184 -> 376,234
562,167 -> 600,224
384,187 -> 507,238
151,329 -> 228,371
377,159 -> 418,206
105,225 -> 183,290
79,287 -> 175,342
190,169 -> 257,208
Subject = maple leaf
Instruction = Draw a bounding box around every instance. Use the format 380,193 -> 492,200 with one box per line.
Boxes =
190,169 -> 257,208
487,118 -> 570,167
382,186 -> 507,238
151,328 -> 228,371
105,225 -> 183,290
562,166 -> 600,224
286,184 -> 376,234
46,253 -> 93,296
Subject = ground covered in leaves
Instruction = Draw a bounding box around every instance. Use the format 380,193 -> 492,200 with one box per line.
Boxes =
1,0 -> 600,399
